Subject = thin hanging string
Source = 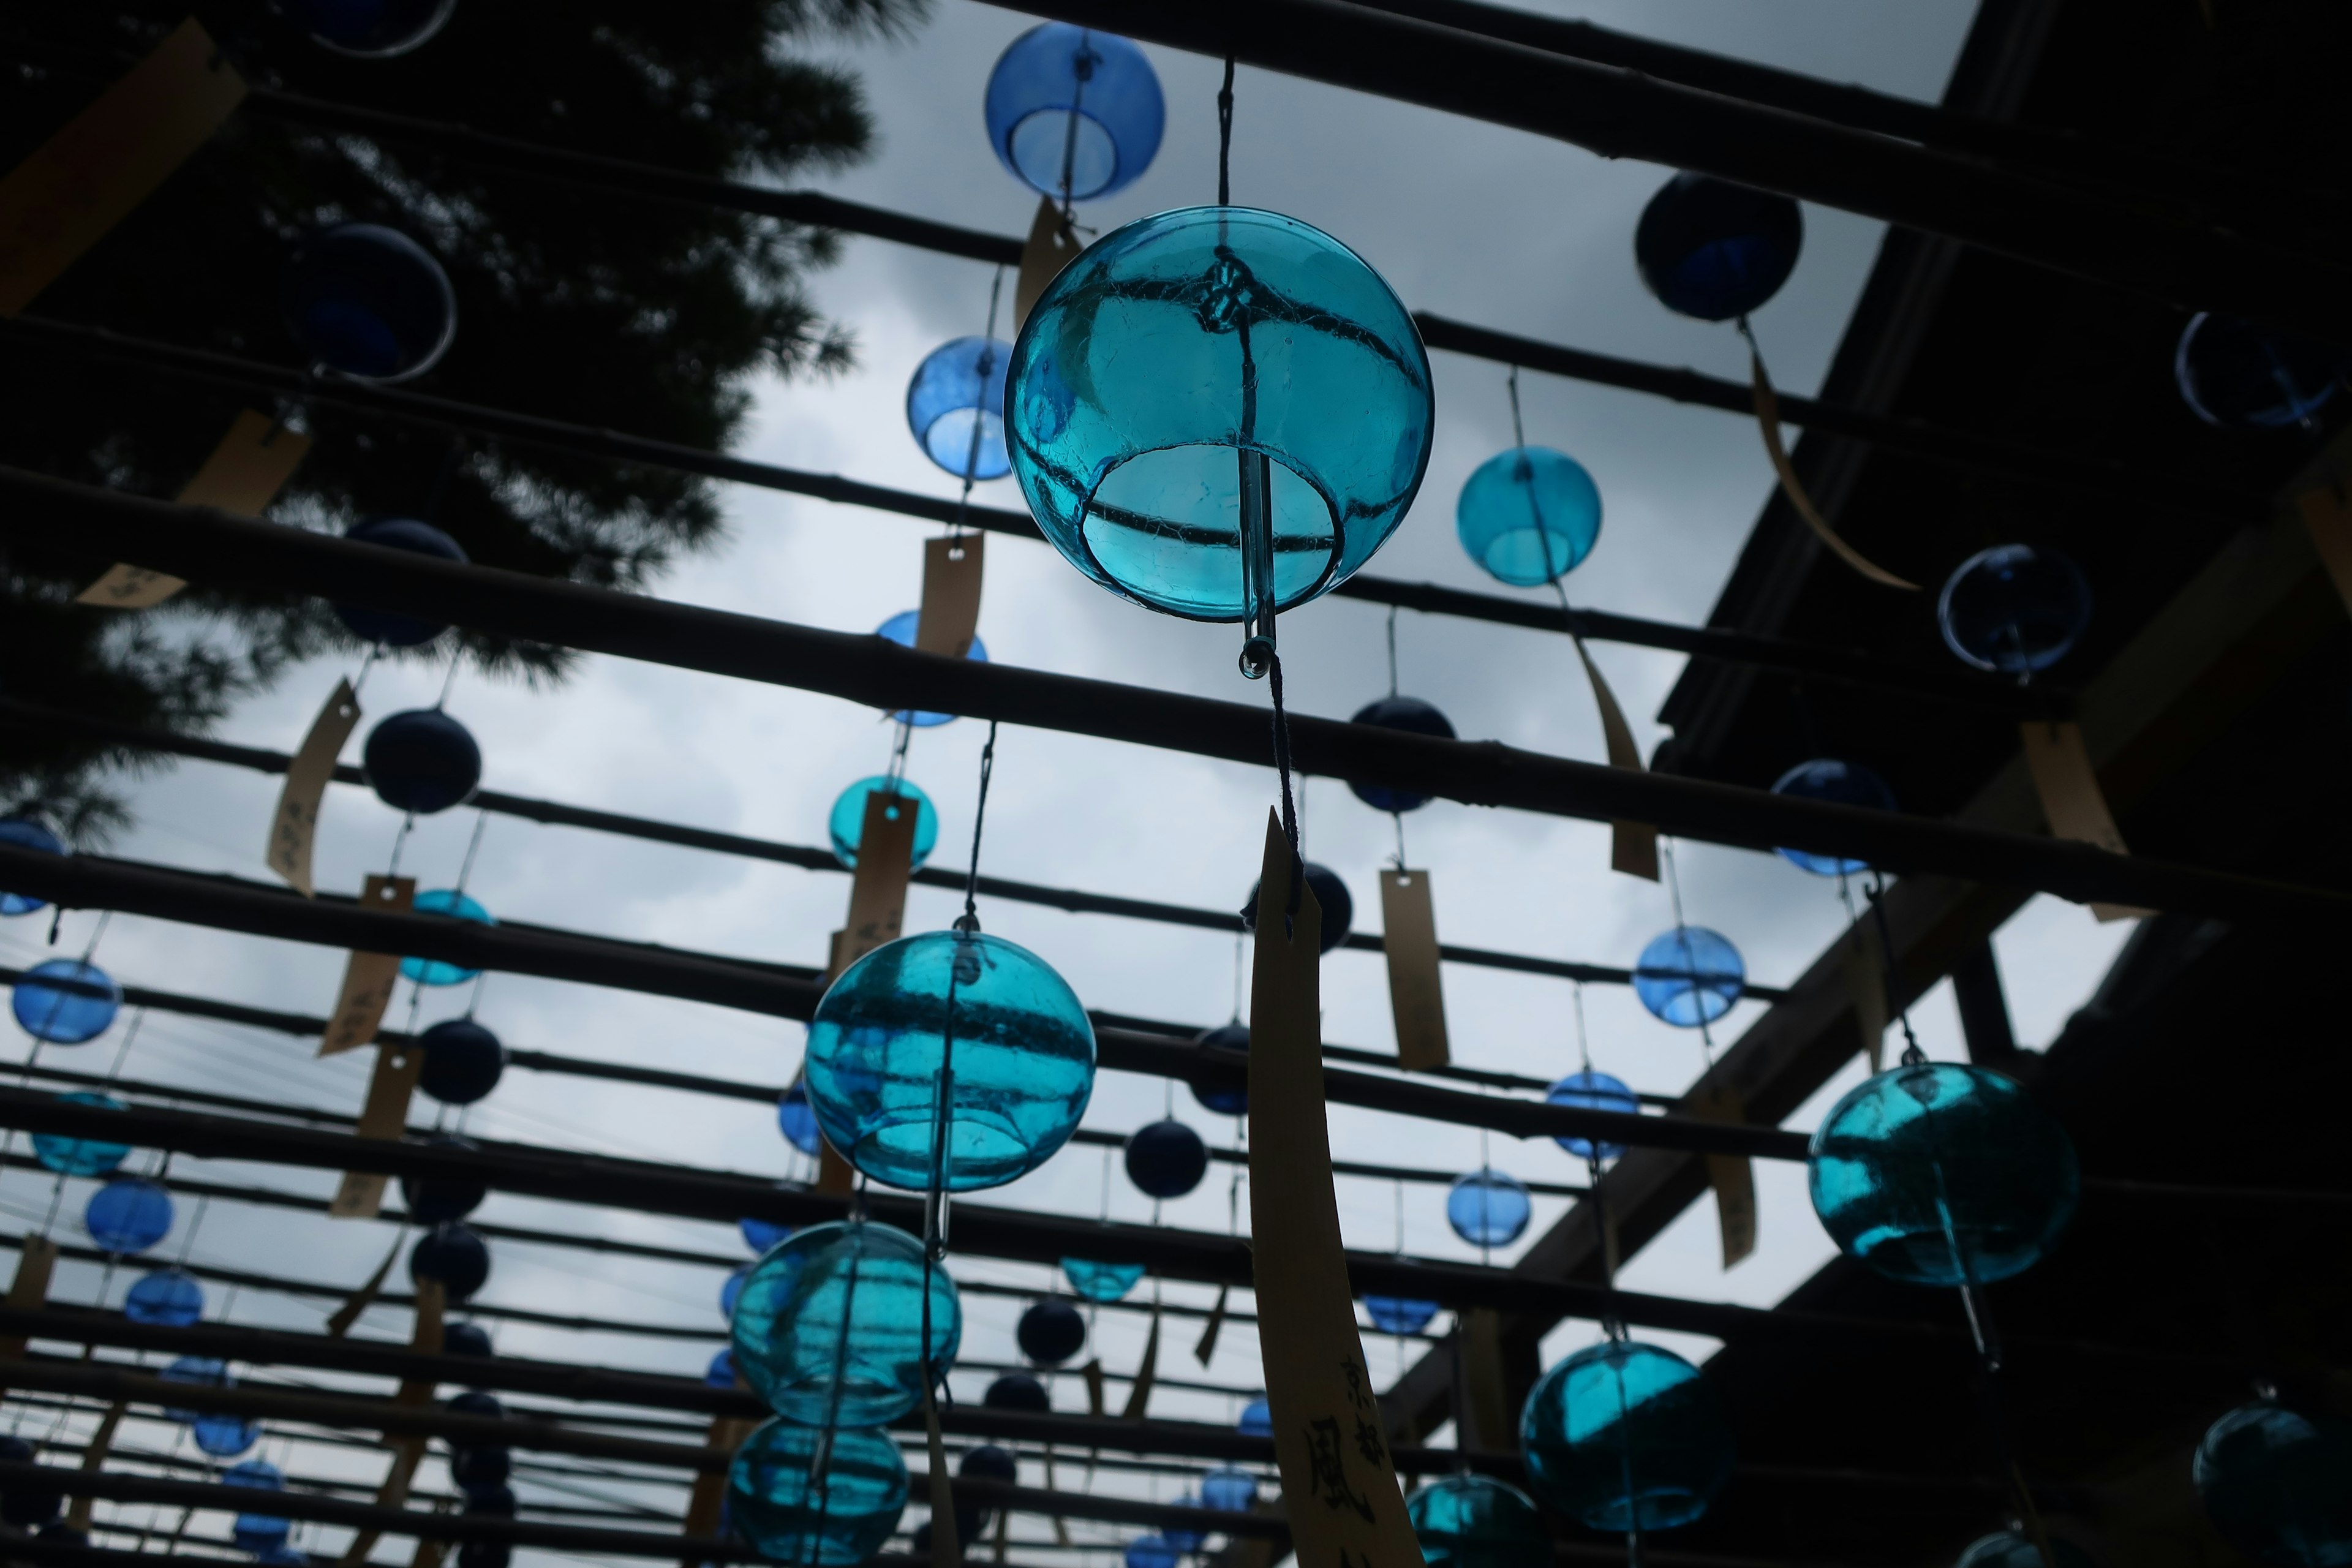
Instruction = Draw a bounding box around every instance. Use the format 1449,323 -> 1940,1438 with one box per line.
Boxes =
1507,364 -> 1527,449
952,268 -> 1009,535
957,723 -> 1000,932
1659,840 -> 1716,1064
1216,55 -> 1235,206
1864,870 -> 1924,1066
385,812 -> 417,881
1385,605 -> 1400,698
883,714 -> 914,792
1266,652 -> 1305,935
433,642 -> 463,711
1228,932 -> 1244,1023
1572,981 -> 1594,1076
349,643 -> 383,704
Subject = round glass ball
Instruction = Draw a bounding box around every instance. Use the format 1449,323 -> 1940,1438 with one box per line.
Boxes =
160,1356 -> 230,1422
1456,447 -> 1602,588
85,1178 -> 173,1254
720,1264 -> 752,1319
828,777 -> 940,871
1634,172 -> 1803,322
284,223 -> 456,382
984,24 -> 1164,202
1017,1297 -> 1087,1365
443,1321 -> 493,1359
1520,1339 -> 1733,1532
1061,1258 -> 1145,1303
1954,1532 -> 2097,1568
335,518 -> 467,647
13,958 -> 121,1044
706,1349 -> 738,1389
399,889 -> 494,987
1163,1496 -> 1204,1553
804,929 -> 1095,1192
222,1459 -> 284,1545
196,1411 -> 262,1458
124,1268 -> 205,1327
777,1083 -> 823,1155
1546,1071 -> 1640,1161
399,1136 -> 486,1223
2176,312 -> 2345,431
2193,1399 -> 2352,1566
418,1017 -> 504,1105
1126,1537 -> 1179,1568
1406,1474 -> 1550,1568
1807,1061 -> 2079,1287
1237,1394 -> 1272,1438
363,709 -> 481,815
1190,1023 -> 1248,1116
908,338 -> 1014,481
1363,1295 -> 1438,1336
1346,696 -> 1455,813
984,1373 -> 1050,1412
0,1433 -> 59,1526
875,611 -> 989,728
1770,759 -> 1896,877
1199,1468 -> 1257,1513
727,1418 -> 907,1566
739,1217 -> 791,1255
1008,206 -> 1433,624
728,1220 -> 959,1428
1125,1118 -> 1208,1199
1241,862 -> 1354,955
1632,927 -> 1745,1028
1937,545 -> 2092,677
277,0 -> 456,57
32,1090 -> 130,1177
410,1221 -> 491,1300
1446,1168 -> 1532,1248
0,816 -> 65,917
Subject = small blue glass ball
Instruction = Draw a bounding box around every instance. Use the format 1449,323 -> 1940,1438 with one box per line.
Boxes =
984,25 -> 1164,202
1937,545 -> 2092,677
2193,1400 -> 2352,1566
277,0 -> 455,57
13,958 -> 121,1044
254,1550 -> 308,1568
160,1356 -> 230,1422
1633,927 -> 1744,1028
805,929 -> 1096,1193
1126,1537 -> 1179,1568
1199,1468 -> 1257,1513
1363,1296 -> 1438,1336
33,1090 -> 130,1177
1008,206 -> 1434,626
706,1348 -> 739,1389
2176,312 -> 2346,431
1770,760 -> 1897,877
222,1460 -> 284,1544
1125,1119 -> 1208,1199
418,1017 -> 503,1106
196,1411 -> 262,1459
1163,1498 -> 1204,1553
409,1221 -> 492,1300
1634,173 -> 1803,323
1017,1298 -> 1086,1366
739,1218 -> 791,1254
1406,1474 -> 1550,1568
777,1084 -> 823,1156
828,777 -> 941,872
1954,1532 -> 2097,1568
1455,448 -> 1602,588
1237,1395 -> 1272,1438
1807,1061 -> 2079,1287
86,1178 -> 173,1254
400,889 -> 494,987
0,817 -> 65,916
729,1220 -> 959,1427
1190,1023 -> 1248,1115
1446,1169 -> 1532,1248
285,223 -> 456,382
1347,697 -> 1456,813
1521,1340 -> 1733,1532
364,709 -> 481,815
908,339 -> 1014,482
1062,1259 -> 1145,1303
720,1264 -> 752,1319
984,1373 -> 1050,1412
1242,863 -> 1354,956
336,518 -> 467,647
876,610 -> 990,729
1546,1071 -> 1640,1162
124,1267 -> 205,1327
727,1418 -> 907,1566
442,1321 -> 493,1358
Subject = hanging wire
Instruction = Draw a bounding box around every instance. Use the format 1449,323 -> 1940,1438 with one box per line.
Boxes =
952,268 -> 1009,537
1266,652 -> 1306,937
1216,55 -> 1235,206
1864,869 -> 1925,1068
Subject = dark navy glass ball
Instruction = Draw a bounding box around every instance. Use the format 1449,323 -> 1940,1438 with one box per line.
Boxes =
1808,1062 -> 2079,1286
442,1321 -> 493,1358
1456,448 -> 1602,588
1634,173 -> 1803,322
1446,1168 -> 1531,1248
1363,1296 -> 1438,1336
277,0 -> 455,57
1190,1023 -> 1248,1115
1017,1298 -> 1087,1365
984,1373 -> 1050,1412
1125,1118 -> 1208,1199
0,816 -> 65,917
334,517 -> 467,647
461,1482 -> 516,1517
1199,1468 -> 1257,1513
364,709 -> 481,815
1237,1394 -> 1271,1437
1521,1340 -> 1733,1531
961,1444 -> 1019,1486
33,1090 -> 130,1177
456,1542 -> 509,1568
399,1136 -> 485,1223
1546,1071 -> 1640,1161
828,777 -> 941,871
908,339 -> 1014,481
410,1222 -> 491,1300
2175,312 -> 2345,431
805,929 -> 1096,1193
399,889 -> 494,987
418,1017 -> 504,1106
1242,863 -> 1353,955
1633,927 -> 1745,1028
984,25 -> 1164,202
86,1178 -> 173,1254
13,958 -> 121,1044
1937,545 -> 2091,676
729,1220 -> 959,1427
777,1084 -> 823,1155
451,1446 -> 510,1488
1955,1532 -> 2097,1568
1406,1474 -> 1549,1568
1346,696 -> 1456,812
1062,1259 -> 1144,1303
285,223 -> 456,381
447,1390 -> 503,1421
0,1434 -> 60,1525
125,1267 -> 205,1327
1770,759 -> 1897,877
2193,1400 -> 2352,1566
728,1419 -> 906,1566
876,610 -> 989,728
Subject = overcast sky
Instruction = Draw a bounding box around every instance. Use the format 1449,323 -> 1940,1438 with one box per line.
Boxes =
1,3 -> 2146,1561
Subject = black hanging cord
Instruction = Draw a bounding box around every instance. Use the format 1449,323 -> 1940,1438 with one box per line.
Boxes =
1216,54 -> 1235,206
956,722 -> 1000,933
1266,652 -> 1305,935
1864,870 -> 1926,1066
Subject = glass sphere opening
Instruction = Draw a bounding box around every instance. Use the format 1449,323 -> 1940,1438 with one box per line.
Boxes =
908,336 -> 1014,480
984,26 -> 1164,202
1455,447 -> 1601,588
284,223 -> 456,382
1364,1295 -> 1439,1336
2176,312 -> 2346,431
1061,1258 -> 1145,1303
1937,545 -> 2092,676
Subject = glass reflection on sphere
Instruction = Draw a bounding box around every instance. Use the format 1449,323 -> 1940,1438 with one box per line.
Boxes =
363,709 -> 481,815
727,1418 -> 907,1566
1238,1394 -> 1272,1438
1191,1023 -> 1248,1115
2175,312 -> 2345,431
85,1178 -> 173,1254
1346,696 -> 1456,813
1200,1468 -> 1257,1513
828,777 -> 941,871
1546,1071 -> 1639,1161
1062,1259 -> 1145,1303
729,1220 -> 959,1428
0,817 -> 66,917
2193,1399 -> 2352,1566
13,958 -> 121,1044
125,1268 -> 205,1327
277,0 -> 456,58
805,929 -> 1095,1192
1364,1296 -> 1439,1336
1955,1532 -> 2098,1568
1770,760 -> 1897,877
399,889 -> 494,987
908,339 -> 1014,481
1446,1169 -> 1532,1248
1455,447 -> 1601,588
1633,927 -> 1744,1028
418,1018 -> 504,1106
1407,1474 -> 1550,1568
1520,1340 -> 1733,1532
32,1091 -> 130,1177
1634,172 -> 1803,323
1937,545 -> 2092,677
777,1084 -> 823,1156
1808,1062 -> 2079,1287
984,24 -> 1164,202
875,610 -> 989,729
334,518 -> 467,647
284,224 -> 456,382
1007,207 -> 1433,629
